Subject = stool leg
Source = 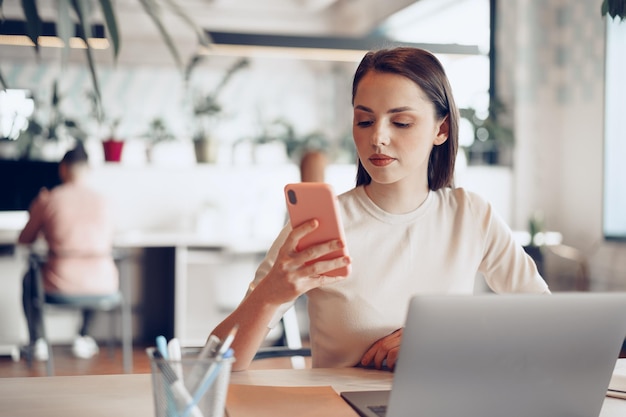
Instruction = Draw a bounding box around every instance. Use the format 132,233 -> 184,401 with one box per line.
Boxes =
108,310 -> 115,358
44,340 -> 54,376
40,319 -> 54,376
121,296 -> 133,373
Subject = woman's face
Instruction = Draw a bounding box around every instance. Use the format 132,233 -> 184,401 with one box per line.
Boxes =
352,71 -> 448,188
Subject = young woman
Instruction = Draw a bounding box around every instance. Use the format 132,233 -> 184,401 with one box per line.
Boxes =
212,47 -> 549,371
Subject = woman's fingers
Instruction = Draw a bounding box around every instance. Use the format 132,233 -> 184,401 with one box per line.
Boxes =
282,219 -> 349,275
360,328 -> 404,370
260,219 -> 351,305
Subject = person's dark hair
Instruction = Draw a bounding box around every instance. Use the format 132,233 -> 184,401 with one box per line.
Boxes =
61,144 -> 89,166
351,47 -> 459,190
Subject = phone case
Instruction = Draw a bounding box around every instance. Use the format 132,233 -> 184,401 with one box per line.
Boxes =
284,182 -> 350,277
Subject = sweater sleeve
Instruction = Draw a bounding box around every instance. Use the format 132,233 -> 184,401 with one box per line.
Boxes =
471,192 -> 550,294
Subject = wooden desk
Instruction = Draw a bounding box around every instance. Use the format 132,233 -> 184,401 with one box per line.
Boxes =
1,368 -> 625,417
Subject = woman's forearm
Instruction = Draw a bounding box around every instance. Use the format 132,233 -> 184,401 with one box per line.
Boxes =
210,286 -> 283,371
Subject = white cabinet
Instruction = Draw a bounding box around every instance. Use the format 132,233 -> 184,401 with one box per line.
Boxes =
176,249 -> 261,346
0,250 -> 28,358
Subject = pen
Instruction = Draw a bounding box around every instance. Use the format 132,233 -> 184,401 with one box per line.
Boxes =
153,349 -> 204,417
180,349 -> 234,417
168,338 -> 183,379
156,335 -> 169,359
186,334 -> 221,392
180,326 -> 239,417
214,325 -> 238,358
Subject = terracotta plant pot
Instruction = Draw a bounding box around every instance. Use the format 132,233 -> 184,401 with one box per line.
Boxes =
102,139 -> 124,162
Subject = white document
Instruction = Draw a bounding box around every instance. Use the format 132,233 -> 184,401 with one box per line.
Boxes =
608,358 -> 626,400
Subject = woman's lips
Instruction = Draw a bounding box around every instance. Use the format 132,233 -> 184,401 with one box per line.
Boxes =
369,154 -> 396,167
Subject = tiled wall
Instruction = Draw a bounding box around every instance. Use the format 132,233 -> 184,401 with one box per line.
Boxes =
497,0 -> 626,290
1,56 -> 356,154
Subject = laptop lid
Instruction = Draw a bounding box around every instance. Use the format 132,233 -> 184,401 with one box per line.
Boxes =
344,293 -> 626,417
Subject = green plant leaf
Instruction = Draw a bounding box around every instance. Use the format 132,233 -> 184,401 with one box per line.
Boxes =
51,80 -> 59,107
161,0 -> 212,48
0,69 -> 8,90
138,0 -> 183,70
57,0 -> 73,63
71,0 -> 101,104
602,0 -> 626,20
184,54 -> 203,83
21,0 -> 42,53
99,0 -> 120,60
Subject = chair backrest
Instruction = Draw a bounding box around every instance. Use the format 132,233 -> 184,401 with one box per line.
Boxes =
252,304 -> 311,369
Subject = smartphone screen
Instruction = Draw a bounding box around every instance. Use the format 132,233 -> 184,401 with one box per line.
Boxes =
284,183 -> 350,277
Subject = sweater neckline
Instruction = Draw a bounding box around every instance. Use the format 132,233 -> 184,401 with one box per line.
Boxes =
353,186 -> 434,224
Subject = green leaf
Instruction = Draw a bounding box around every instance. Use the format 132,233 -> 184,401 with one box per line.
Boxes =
71,0 -> 102,104
161,0 -> 212,48
99,0 -> 121,61
51,80 -> 59,107
57,0 -> 73,63
138,0 -> 183,70
21,0 -> 42,53
184,54 -> 204,82
0,69 -> 8,90
603,0 -> 626,20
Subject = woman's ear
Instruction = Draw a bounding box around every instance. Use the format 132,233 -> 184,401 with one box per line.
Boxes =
434,115 -> 450,145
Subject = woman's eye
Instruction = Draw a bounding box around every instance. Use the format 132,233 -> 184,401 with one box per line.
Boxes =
394,122 -> 412,128
356,120 -> 373,127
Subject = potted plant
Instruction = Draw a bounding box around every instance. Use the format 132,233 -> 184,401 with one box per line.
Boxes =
86,90 -> 124,162
186,57 -> 250,163
101,119 -> 124,162
15,81 -> 87,161
141,117 -> 176,162
459,100 -> 514,166
251,118 -> 330,165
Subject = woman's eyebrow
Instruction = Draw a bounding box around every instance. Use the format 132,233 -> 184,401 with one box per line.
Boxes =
354,104 -> 373,113
354,105 -> 415,114
389,106 -> 414,114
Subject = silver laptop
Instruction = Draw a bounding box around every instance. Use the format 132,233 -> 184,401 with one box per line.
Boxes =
341,293 -> 626,417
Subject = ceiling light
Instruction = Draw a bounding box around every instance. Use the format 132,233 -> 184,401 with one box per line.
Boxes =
200,31 -> 479,62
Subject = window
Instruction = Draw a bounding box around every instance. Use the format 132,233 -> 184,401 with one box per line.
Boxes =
603,18 -> 626,240
382,0 -> 492,152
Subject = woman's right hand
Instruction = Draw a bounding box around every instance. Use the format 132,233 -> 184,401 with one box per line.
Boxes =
256,219 -> 351,305
212,219 -> 350,371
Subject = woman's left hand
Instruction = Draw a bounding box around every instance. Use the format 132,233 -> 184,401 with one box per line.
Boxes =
360,328 -> 403,371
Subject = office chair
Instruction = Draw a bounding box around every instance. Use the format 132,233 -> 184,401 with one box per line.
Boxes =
543,243 -> 590,291
253,304 -> 311,368
24,253 -> 133,375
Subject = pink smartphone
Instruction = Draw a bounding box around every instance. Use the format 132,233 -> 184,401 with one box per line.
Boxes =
284,182 -> 351,277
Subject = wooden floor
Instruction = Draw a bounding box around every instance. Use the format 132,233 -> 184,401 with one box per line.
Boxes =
0,343 -> 308,378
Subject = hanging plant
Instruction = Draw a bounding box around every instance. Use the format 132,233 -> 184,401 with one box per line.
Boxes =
602,0 -> 626,20
0,0 -> 211,108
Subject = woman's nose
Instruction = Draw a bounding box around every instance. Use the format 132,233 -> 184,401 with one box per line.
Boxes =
371,123 -> 390,147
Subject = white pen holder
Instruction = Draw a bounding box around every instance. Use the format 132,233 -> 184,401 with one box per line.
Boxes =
147,347 -> 234,417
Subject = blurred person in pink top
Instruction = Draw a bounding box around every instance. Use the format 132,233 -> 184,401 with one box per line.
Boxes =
19,145 -> 119,360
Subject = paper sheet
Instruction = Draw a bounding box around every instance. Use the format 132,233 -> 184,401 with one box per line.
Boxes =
608,358 -> 626,400
225,384 -> 359,417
